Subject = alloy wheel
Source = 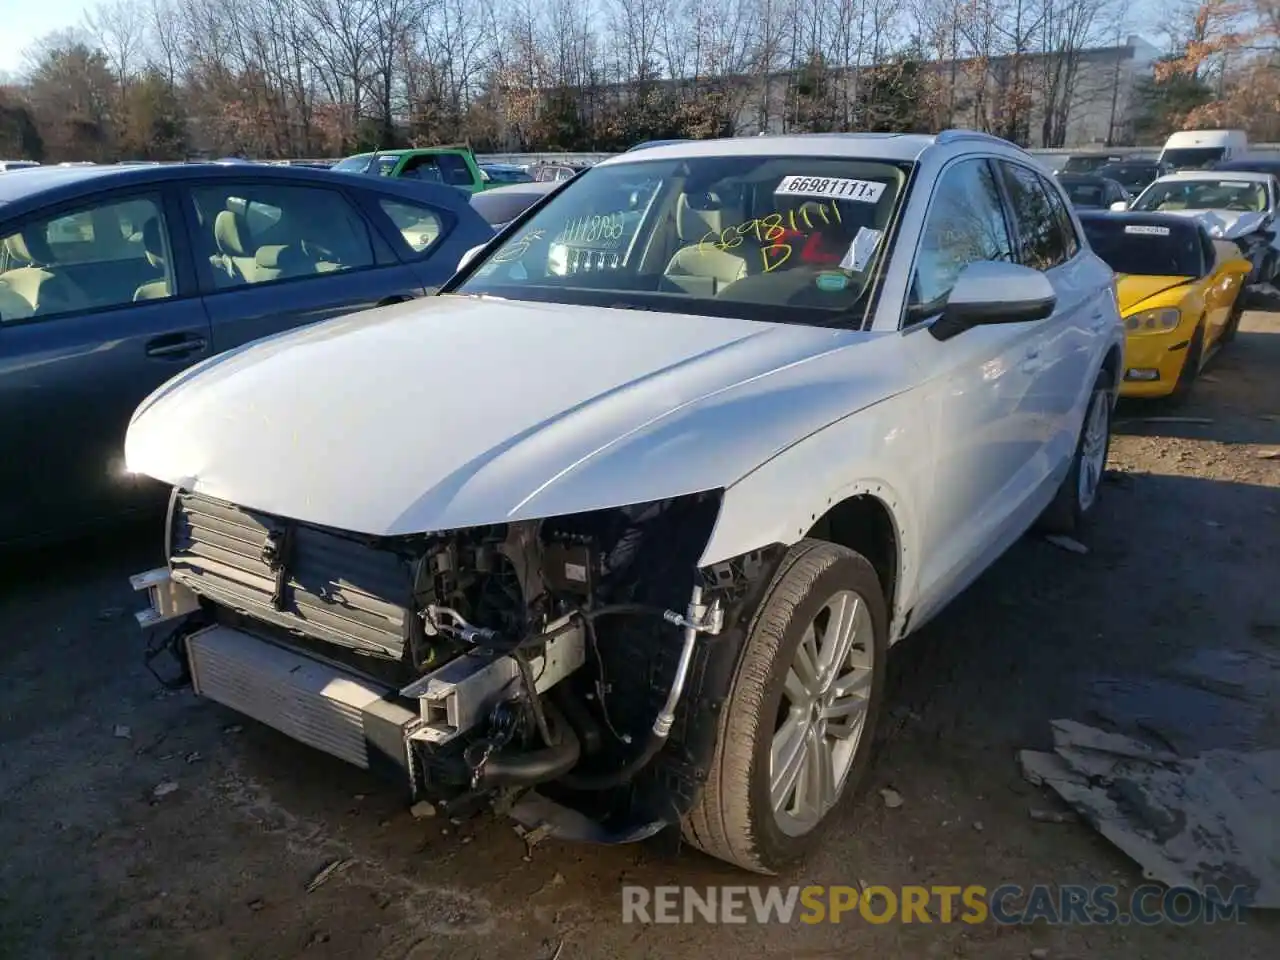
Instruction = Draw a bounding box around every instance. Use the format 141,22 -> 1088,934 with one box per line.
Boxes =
770,589 -> 875,836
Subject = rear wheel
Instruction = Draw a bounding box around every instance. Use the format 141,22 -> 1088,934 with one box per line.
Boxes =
682,540 -> 888,874
1039,368 -> 1114,536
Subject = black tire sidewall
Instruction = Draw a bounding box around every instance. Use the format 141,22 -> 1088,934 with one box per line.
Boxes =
1172,322 -> 1204,400
741,548 -> 888,869
1041,368 -> 1114,534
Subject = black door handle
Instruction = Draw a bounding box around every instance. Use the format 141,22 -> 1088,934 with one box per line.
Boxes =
145,333 -> 207,359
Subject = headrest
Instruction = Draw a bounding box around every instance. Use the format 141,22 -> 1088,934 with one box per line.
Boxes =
214,210 -> 252,257
677,191 -> 732,242
141,218 -> 165,268
4,227 -> 54,266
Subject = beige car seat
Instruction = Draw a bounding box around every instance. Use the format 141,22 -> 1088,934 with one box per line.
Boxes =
133,219 -> 172,301
663,191 -> 749,296
1,228 -> 88,315
211,210 -> 262,284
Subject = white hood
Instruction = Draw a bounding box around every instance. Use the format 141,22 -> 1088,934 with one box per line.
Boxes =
1152,208 -> 1269,240
126,295 -> 893,536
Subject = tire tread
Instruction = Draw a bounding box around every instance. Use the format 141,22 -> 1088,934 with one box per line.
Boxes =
682,539 -> 875,873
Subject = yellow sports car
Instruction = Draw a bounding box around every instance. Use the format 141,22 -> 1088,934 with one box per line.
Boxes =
1078,210 -> 1251,399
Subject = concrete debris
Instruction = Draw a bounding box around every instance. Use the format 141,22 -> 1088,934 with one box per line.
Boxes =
409,801 -> 436,819
1020,719 -> 1280,907
879,787 -> 904,809
1028,808 -> 1078,824
973,821 -> 984,832
113,725 -> 132,739
152,781 -> 179,799
305,858 -> 353,893
1044,535 -> 1089,555
523,823 -> 555,849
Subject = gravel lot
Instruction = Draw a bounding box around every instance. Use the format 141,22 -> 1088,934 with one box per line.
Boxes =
2,311 -> 1278,960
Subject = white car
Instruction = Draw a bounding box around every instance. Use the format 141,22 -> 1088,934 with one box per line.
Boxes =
125,130 -> 1124,874
1123,169 -> 1280,284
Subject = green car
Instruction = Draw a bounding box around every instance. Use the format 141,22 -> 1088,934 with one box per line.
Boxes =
332,146 -> 494,194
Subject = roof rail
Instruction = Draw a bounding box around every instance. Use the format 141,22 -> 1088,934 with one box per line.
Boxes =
935,129 -> 1015,147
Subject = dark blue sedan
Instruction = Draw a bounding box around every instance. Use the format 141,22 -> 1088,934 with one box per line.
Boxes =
0,163 -> 494,545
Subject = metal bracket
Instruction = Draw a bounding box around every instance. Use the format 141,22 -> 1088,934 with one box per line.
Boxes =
403,614 -> 586,746
130,567 -> 200,628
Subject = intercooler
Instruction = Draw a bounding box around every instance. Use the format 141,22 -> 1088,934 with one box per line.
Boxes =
186,624 -> 418,775
168,491 -> 414,660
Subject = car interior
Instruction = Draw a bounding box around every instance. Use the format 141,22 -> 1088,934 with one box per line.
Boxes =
655,177 -> 889,300
195,186 -> 372,288
0,198 -> 173,321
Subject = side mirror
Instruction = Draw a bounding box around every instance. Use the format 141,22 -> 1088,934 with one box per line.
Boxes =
457,244 -> 486,272
930,261 -> 1057,342
1110,200 -> 1129,211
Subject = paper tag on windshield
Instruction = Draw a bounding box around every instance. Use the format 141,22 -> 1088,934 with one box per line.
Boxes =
776,176 -> 885,203
1124,224 -> 1170,236
840,227 -> 883,271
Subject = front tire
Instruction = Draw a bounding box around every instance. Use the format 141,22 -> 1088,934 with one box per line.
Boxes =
1039,367 -> 1114,536
1221,297 -> 1244,345
1168,322 -> 1204,405
682,540 -> 888,874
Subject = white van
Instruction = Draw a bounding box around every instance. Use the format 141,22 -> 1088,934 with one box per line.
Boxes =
1158,129 -> 1249,170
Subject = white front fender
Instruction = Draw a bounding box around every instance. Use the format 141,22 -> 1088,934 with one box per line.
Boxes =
698,390 -> 932,632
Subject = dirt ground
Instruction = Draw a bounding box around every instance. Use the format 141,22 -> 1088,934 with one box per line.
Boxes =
2,312 -> 1279,960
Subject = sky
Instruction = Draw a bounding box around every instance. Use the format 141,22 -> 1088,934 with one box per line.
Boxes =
0,0 -> 90,77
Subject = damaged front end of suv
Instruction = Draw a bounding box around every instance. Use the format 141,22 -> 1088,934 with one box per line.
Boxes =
133,485 -> 784,841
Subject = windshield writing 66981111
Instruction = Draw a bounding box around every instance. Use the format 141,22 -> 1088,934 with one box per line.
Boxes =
698,201 -> 847,273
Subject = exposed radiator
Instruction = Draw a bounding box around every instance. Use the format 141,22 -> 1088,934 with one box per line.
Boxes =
169,491 -> 413,660
187,625 -> 417,773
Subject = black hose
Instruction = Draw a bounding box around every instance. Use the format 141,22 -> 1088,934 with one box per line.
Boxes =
478,702 -> 582,787
581,603 -> 670,623
558,730 -> 667,791
551,602 -> 678,788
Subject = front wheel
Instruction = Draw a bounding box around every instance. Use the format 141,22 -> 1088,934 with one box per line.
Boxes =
1221,297 -> 1244,345
682,540 -> 888,874
1038,368 -> 1114,536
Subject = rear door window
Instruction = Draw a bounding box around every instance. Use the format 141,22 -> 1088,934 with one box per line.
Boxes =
189,183 -> 375,291
437,154 -> 475,187
999,162 -> 1072,270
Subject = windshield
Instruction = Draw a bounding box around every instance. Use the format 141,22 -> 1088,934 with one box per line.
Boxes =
1162,147 -> 1225,170
1133,178 -> 1268,213
1061,181 -> 1108,208
332,156 -> 372,174
483,166 -> 534,184
1096,163 -> 1155,191
454,155 -> 909,326
471,190 -> 548,227
1081,220 -> 1203,277
1062,156 -> 1114,174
